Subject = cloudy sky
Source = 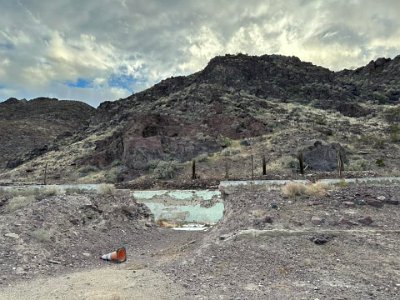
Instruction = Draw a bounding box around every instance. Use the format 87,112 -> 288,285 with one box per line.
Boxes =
0,0 -> 399,107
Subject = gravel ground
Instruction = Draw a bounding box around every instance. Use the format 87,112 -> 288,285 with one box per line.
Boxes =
162,183 -> 400,299
0,183 -> 399,299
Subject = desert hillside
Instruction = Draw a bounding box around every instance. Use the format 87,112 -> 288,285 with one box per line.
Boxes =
1,54 -> 399,184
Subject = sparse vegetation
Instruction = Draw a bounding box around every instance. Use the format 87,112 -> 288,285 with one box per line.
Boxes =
156,219 -> 179,228
30,229 -> 53,243
98,183 -> 116,196
78,165 -> 99,176
5,195 -> 35,212
282,182 -> 306,197
65,187 -> 88,195
376,158 -> 386,167
336,179 -> 349,188
282,182 -> 329,198
389,124 -> 400,143
152,160 -> 180,179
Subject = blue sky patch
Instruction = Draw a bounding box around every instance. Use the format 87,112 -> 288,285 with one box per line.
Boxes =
108,74 -> 136,92
0,43 -> 14,51
66,78 -> 93,88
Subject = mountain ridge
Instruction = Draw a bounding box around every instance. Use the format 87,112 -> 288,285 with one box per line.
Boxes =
1,53 -> 399,184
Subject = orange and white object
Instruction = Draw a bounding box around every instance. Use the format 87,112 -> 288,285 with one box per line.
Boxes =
100,247 -> 127,263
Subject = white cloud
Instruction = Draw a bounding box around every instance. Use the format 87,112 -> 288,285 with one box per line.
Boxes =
0,0 -> 399,104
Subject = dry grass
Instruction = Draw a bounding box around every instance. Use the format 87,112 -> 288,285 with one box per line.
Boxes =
305,182 -> 329,197
30,229 -> 53,243
40,187 -> 59,197
156,219 -> 179,228
5,195 -> 36,212
98,183 -> 116,196
282,182 -> 307,197
282,182 -> 329,198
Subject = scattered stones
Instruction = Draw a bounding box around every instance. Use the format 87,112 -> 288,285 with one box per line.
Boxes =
343,201 -> 356,208
15,267 -> 25,275
384,199 -> 399,205
339,217 -> 357,226
219,234 -> 231,241
358,216 -> 373,226
4,233 -> 20,239
354,199 -> 366,205
311,216 -> 324,226
291,220 -> 304,226
366,199 -> 384,208
253,215 -> 273,228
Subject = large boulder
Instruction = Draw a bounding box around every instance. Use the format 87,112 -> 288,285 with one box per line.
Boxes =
302,141 -> 346,171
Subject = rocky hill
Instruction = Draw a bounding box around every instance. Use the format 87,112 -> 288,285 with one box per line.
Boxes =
0,54 -> 399,184
0,98 -> 95,170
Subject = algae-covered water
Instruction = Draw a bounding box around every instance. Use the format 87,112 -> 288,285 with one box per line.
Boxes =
132,190 -> 224,225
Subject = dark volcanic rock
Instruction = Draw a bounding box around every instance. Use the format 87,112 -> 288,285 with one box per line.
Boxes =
0,98 -> 95,169
5,159 -> 23,169
366,199 -> 384,208
302,141 -> 346,171
310,234 -> 334,245
358,216 -> 373,225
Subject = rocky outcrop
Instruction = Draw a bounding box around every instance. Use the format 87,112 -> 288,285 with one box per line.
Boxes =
302,141 -> 346,171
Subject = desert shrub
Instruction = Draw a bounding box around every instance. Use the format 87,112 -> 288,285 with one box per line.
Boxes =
282,182 -> 307,197
348,159 -> 369,171
34,187 -> 59,200
7,187 -> 40,198
65,187 -> 87,195
152,160 -> 180,179
197,153 -> 209,162
375,158 -> 385,167
336,179 -> 348,188
30,229 -> 52,243
104,168 -> 119,183
220,137 -> 233,148
389,124 -> 400,143
98,183 -> 116,196
305,183 -> 329,197
78,165 -> 99,176
110,160 -> 122,167
221,148 -> 240,157
287,159 -> 298,170
384,105 -> 400,123
0,188 -> 10,197
313,114 -> 327,125
6,195 -> 35,212
359,134 -> 386,149
373,92 -> 387,103
282,182 -> 328,198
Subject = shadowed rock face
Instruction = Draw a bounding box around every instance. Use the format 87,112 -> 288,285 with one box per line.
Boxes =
302,141 -> 346,171
0,98 -> 95,169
